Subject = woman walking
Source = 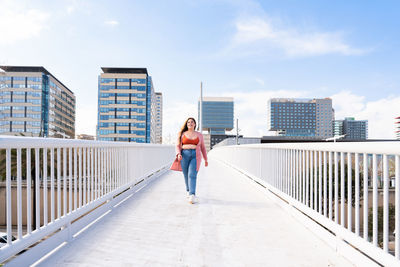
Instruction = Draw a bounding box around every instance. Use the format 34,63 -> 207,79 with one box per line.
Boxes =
176,117 -> 208,204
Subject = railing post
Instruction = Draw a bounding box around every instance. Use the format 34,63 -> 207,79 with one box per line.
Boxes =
314,150 -> 317,211
383,154 -> 389,252
372,154 -> 378,247
355,153 -> 360,236
63,148 -> 67,216
363,153 -> 368,241
334,152 -> 338,224
328,151 -> 332,221
323,151 -> 327,217
35,148 -> 40,229
306,150 -> 309,207
57,147 -> 61,219
347,152 -> 352,231
340,152 -> 345,227
17,148 -> 22,239
43,148 -> 48,226
50,148 -> 55,223
395,154 -> 400,259
302,150 -> 305,204
27,149 -> 32,234
319,150 -> 322,214
6,149 -> 12,245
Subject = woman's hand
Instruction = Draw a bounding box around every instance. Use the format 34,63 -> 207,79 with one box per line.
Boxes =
177,154 -> 182,161
205,160 -> 208,167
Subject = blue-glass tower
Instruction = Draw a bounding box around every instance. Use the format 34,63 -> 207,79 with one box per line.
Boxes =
97,67 -> 154,143
198,97 -> 234,134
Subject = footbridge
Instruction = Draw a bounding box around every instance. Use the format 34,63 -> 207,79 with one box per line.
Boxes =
0,137 -> 399,266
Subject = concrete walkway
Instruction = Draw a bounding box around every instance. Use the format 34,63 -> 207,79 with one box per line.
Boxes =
37,159 -> 352,267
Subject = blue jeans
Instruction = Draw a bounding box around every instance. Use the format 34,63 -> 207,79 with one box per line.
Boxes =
180,149 -> 198,195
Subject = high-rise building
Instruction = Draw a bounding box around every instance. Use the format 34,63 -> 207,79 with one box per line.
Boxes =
267,98 -> 334,138
334,117 -> 368,140
97,67 -> 156,143
154,92 -> 162,144
0,66 -> 75,138
315,98 -> 334,138
198,97 -> 234,134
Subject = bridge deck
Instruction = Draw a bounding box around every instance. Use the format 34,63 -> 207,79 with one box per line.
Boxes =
37,159 -> 351,267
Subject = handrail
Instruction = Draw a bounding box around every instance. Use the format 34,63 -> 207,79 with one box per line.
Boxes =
230,141 -> 400,154
210,142 -> 400,266
0,137 -> 174,263
0,135 -> 164,149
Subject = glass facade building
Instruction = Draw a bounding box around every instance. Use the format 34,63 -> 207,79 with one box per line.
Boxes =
97,67 -> 156,143
0,66 -> 75,138
268,98 -> 334,138
334,117 -> 368,140
198,97 -> 234,134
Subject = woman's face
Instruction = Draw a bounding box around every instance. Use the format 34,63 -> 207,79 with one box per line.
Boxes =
187,119 -> 196,130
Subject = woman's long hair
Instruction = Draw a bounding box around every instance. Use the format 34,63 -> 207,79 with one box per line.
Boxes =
179,117 -> 197,140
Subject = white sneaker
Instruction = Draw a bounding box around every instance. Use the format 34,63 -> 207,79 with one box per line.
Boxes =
186,192 -> 190,199
189,194 -> 195,204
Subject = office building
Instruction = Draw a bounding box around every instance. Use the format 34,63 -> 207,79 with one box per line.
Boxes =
154,92 -> 162,144
334,117 -> 368,140
97,67 -> 156,143
396,116 -> 400,140
0,66 -> 75,138
198,97 -> 234,134
315,98 -> 334,138
267,98 -> 334,138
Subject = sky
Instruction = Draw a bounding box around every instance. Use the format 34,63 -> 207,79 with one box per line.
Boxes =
1,0 -> 400,142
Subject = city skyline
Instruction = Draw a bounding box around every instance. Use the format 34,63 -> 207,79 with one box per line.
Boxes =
1,0 -> 400,140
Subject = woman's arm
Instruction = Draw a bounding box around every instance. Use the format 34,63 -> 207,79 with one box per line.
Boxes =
199,133 -> 208,161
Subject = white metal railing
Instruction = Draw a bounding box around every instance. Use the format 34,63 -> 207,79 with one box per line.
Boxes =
210,142 -> 400,266
0,136 -> 174,263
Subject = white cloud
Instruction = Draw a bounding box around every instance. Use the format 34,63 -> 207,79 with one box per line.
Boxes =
67,6 -> 75,14
0,1 -> 50,45
104,20 -> 119,26
255,78 -> 265,86
331,91 -> 400,139
162,100 -> 197,144
65,0 -> 93,16
75,104 -> 97,136
229,17 -> 368,57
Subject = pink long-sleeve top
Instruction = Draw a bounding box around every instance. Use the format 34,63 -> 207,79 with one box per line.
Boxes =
175,131 -> 208,172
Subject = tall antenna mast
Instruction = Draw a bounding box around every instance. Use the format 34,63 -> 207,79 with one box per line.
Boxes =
200,81 -> 203,132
